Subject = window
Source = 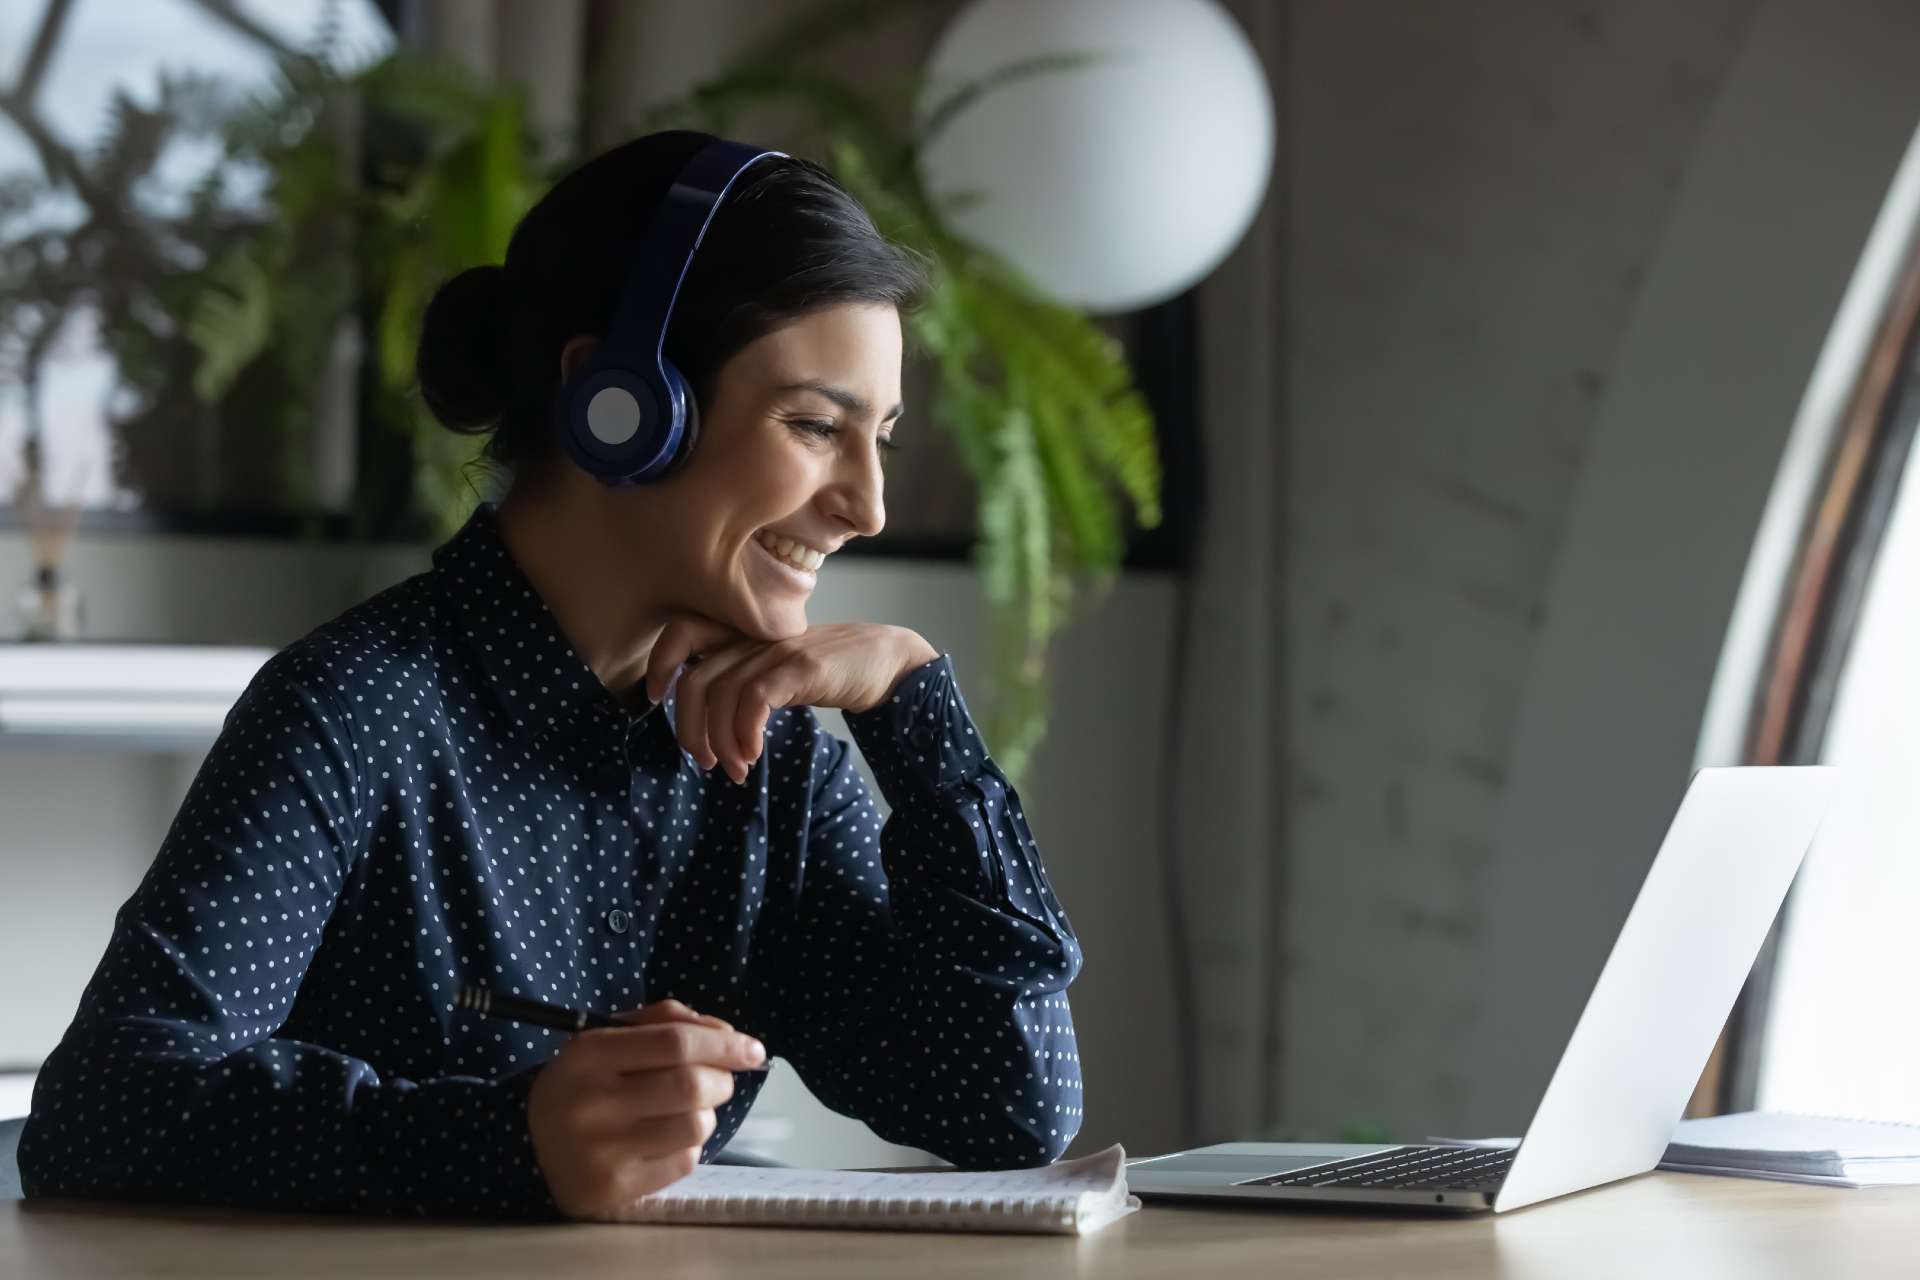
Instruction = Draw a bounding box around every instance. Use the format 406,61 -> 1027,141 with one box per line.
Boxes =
0,0 -> 391,515
1754,384 -> 1920,1124
1711,166 -> 1920,1122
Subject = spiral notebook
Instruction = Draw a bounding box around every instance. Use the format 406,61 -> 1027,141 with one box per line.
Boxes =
608,1143 -> 1141,1234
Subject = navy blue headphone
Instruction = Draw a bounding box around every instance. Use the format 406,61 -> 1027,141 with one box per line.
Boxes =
557,138 -> 787,485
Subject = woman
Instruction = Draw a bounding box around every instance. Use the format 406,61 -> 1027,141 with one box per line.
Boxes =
19,131 -> 1084,1220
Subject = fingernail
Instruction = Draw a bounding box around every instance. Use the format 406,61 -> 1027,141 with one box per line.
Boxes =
746,1038 -> 767,1064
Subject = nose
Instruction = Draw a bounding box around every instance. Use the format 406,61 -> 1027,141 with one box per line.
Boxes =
822,444 -> 886,539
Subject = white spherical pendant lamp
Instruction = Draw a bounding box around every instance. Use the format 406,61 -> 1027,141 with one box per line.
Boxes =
916,0 -> 1274,314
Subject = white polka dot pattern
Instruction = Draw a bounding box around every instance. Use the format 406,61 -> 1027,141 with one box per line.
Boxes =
18,502 -> 1084,1216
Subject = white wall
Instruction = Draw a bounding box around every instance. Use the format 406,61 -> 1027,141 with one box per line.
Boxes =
1273,0 -> 1757,1137
0,531 -> 1177,1164
1467,0 -> 1920,1133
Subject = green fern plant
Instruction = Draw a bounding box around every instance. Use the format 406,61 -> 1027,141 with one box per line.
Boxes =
179,53 -> 368,518
363,60 -> 543,539
184,52 -> 545,539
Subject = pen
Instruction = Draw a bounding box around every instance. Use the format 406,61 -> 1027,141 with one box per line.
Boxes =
454,985 -> 773,1071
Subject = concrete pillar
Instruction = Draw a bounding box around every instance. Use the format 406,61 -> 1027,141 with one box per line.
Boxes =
496,0 -> 587,164
419,0 -> 495,76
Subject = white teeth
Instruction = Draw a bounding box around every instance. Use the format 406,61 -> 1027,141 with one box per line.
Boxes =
758,532 -> 826,573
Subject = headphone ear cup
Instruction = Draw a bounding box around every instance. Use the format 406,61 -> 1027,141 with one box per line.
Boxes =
559,363 -> 671,483
661,364 -> 699,476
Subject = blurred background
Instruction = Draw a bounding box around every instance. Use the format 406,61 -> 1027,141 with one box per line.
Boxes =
3,0 -> 1919,1172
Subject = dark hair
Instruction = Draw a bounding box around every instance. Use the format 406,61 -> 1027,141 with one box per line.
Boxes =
415,130 -> 929,471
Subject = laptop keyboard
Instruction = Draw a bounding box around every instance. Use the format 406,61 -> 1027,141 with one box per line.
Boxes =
1239,1145 -> 1516,1191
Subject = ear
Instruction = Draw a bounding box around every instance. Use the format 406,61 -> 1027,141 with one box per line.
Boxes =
558,335 -> 599,382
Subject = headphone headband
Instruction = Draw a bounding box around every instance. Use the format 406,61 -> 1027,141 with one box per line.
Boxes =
559,138 -> 787,485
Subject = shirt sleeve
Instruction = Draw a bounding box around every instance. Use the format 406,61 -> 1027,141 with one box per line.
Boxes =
17,653 -> 558,1218
746,653 -> 1085,1168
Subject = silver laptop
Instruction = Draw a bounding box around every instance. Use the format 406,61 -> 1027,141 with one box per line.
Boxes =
1129,766 -> 1838,1213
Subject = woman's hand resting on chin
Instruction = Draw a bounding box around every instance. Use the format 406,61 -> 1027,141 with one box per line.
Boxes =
643,617 -> 940,784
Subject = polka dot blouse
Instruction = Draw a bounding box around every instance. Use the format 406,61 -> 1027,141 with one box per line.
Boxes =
19,502 -> 1084,1218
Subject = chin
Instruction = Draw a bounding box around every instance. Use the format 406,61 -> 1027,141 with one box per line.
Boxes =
734,603 -> 808,643
766,611 -> 809,641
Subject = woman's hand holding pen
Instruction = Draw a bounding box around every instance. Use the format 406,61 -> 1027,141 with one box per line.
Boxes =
644,615 -> 940,785
527,998 -> 768,1217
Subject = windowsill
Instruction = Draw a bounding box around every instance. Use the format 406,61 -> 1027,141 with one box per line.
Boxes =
0,1073 -> 30,1121
0,642 -> 272,750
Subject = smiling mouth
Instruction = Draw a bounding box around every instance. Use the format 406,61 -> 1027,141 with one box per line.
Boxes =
748,533 -> 825,587
754,530 -> 828,572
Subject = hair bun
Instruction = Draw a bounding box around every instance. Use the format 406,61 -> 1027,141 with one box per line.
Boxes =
416,264 -> 512,431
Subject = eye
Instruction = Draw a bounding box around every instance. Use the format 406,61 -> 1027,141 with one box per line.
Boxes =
787,417 -> 898,465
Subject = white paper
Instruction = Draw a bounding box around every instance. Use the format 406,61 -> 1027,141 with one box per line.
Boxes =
614,1143 -> 1139,1234
1669,1112 -> 1920,1161
1434,1113 -> 1920,1188
646,1143 -> 1124,1206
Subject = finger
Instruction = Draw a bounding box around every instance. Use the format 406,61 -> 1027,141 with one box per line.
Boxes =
612,999 -> 733,1032
566,1075 -> 726,1140
568,1070 -> 731,1135
645,615 -> 740,704
631,1106 -> 719,1156
635,1145 -> 703,1191
602,1006 -> 768,1051
638,1002 -> 733,1033
587,1021 -> 767,1076
734,659 -> 802,773
705,648 -> 780,784
644,617 -> 725,704
675,643 -> 758,772
620,1063 -> 738,1119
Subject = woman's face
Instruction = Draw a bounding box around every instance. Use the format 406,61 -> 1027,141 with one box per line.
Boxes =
636,302 -> 903,640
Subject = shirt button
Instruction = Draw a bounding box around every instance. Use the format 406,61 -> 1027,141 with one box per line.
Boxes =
909,726 -> 935,749
605,908 -> 631,935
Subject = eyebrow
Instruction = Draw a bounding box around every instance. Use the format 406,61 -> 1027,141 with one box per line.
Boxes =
777,378 -> 905,424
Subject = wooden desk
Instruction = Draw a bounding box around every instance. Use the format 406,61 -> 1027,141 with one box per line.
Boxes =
4,1173 -> 1916,1279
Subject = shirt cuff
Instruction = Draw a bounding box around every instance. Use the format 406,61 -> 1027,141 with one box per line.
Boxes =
844,652 -> 991,800
357,1067 -> 561,1219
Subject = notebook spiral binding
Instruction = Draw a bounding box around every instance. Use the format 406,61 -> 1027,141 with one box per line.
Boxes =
641,1189 -> 1079,1229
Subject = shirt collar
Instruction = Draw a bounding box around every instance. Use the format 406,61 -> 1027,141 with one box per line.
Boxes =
430,502 -> 678,761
